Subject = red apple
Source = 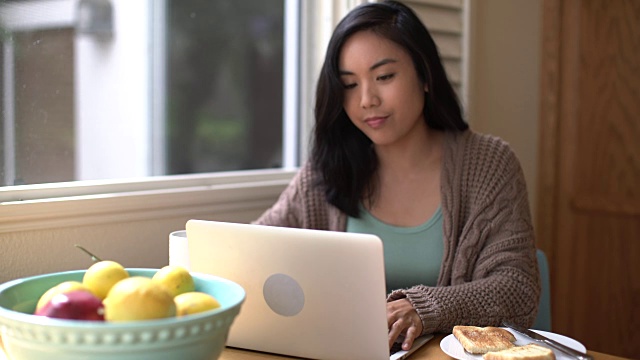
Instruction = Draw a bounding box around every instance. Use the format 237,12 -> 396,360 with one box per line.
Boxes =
35,290 -> 105,321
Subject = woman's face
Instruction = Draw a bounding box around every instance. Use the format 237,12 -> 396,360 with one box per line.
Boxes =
339,30 -> 428,148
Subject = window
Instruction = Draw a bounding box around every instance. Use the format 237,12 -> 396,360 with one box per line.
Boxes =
0,0 -> 296,189
165,1 -> 286,175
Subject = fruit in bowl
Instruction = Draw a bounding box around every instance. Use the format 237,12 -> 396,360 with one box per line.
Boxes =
34,280 -> 91,313
35,290 -> 105,320
104,276 -> 177,321
82,260 -> 130,300
152,265 -> 196,297
32,260 -> 219,324
0,268 -> 245,360
175,292 -> 221,316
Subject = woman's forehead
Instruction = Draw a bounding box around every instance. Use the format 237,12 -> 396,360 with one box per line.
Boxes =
338,31 -> 410,71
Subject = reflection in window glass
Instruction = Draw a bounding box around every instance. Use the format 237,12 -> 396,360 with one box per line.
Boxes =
166,0 -> 284,175
0,0 -> 285,186
5,29 -> 75,185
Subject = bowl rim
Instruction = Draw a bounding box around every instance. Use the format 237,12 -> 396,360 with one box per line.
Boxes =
0,268 -> 245,329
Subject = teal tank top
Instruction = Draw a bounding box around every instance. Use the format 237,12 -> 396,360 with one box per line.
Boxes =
346,206 -> 443,293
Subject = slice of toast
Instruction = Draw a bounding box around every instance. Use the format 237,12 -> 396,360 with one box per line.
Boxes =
453,325 -> 517,354
483,343 -> 556,360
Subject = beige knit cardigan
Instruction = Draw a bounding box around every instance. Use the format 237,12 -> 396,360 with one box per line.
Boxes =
254,130 -> 540,335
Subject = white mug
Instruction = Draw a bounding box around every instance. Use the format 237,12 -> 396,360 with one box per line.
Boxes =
168,230 -> 191,270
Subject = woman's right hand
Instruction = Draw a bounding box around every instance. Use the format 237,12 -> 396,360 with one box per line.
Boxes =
386,298 -> 423,351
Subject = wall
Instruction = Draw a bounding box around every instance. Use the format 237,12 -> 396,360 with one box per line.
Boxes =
0,178 -> 290,283
468,0 -> 542,222
0,209 -> 263,283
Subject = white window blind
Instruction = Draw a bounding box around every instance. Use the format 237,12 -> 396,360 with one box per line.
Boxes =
402,0 -> 466,103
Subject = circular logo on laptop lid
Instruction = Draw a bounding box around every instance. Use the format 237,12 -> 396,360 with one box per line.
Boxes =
263,273 -> 305,316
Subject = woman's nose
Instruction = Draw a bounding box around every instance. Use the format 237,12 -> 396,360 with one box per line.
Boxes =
360,84 -> 380,108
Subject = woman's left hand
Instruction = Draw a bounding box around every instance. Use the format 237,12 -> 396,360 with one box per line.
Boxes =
386,298 -> 423,351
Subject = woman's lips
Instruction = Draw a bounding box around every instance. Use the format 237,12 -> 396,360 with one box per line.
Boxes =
364,116 -> 387,129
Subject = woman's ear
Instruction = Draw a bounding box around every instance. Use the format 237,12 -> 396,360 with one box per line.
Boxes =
423,83 -> 429,93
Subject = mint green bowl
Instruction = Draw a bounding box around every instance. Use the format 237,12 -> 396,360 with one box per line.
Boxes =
0,269 -> 245,360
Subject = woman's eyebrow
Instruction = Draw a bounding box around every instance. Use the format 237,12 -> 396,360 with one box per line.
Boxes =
339,58 -> 398,76
370,58 -> 397,70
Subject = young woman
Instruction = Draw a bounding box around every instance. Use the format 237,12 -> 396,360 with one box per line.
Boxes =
254,0 -> 539,352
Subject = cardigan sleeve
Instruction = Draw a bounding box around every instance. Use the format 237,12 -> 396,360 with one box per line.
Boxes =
388,134 -> 540,334
252,162 -> 339,230
252,167 -> 306,228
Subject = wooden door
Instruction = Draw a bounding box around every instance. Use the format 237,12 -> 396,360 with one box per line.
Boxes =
537,0 -> 640,357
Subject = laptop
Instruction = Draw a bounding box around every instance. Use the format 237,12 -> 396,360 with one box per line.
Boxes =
184,219 -> 433,360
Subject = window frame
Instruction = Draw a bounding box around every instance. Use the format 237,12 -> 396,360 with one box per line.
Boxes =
0,0 -> 470,234
2,0 -> 296,183
0,0 -> 342,231
0,0 -> 301,232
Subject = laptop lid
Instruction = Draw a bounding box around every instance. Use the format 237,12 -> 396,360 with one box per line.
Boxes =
186,219 -> 392,360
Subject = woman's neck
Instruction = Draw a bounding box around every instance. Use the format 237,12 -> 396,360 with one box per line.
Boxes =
366,126 -> 444,226
374,125 -> 443,174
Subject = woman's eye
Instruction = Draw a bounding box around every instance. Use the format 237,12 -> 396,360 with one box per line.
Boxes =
377,73 -> 395,81
343,83 -> 357,90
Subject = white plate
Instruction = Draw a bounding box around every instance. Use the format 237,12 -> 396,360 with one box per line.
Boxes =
440,328 -> 587,360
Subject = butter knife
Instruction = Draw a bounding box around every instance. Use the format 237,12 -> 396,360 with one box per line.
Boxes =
502,321 -> 593,360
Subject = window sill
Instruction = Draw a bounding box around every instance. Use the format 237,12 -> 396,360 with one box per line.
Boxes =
0,169 -> 295,233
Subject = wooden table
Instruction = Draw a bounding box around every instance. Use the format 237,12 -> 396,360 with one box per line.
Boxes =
219,336 -> 449,360
218,334 -> 627,360
0,333 -> 628,360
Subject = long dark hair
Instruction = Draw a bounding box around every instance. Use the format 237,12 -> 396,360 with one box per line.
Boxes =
311,0 -> 468,217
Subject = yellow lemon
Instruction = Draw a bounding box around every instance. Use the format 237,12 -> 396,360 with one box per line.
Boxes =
151,265 -> 195,297
103,277 -> 176,321
174,292 -> 220,317
83,260 -> 129,300
35,281 -> 91,312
